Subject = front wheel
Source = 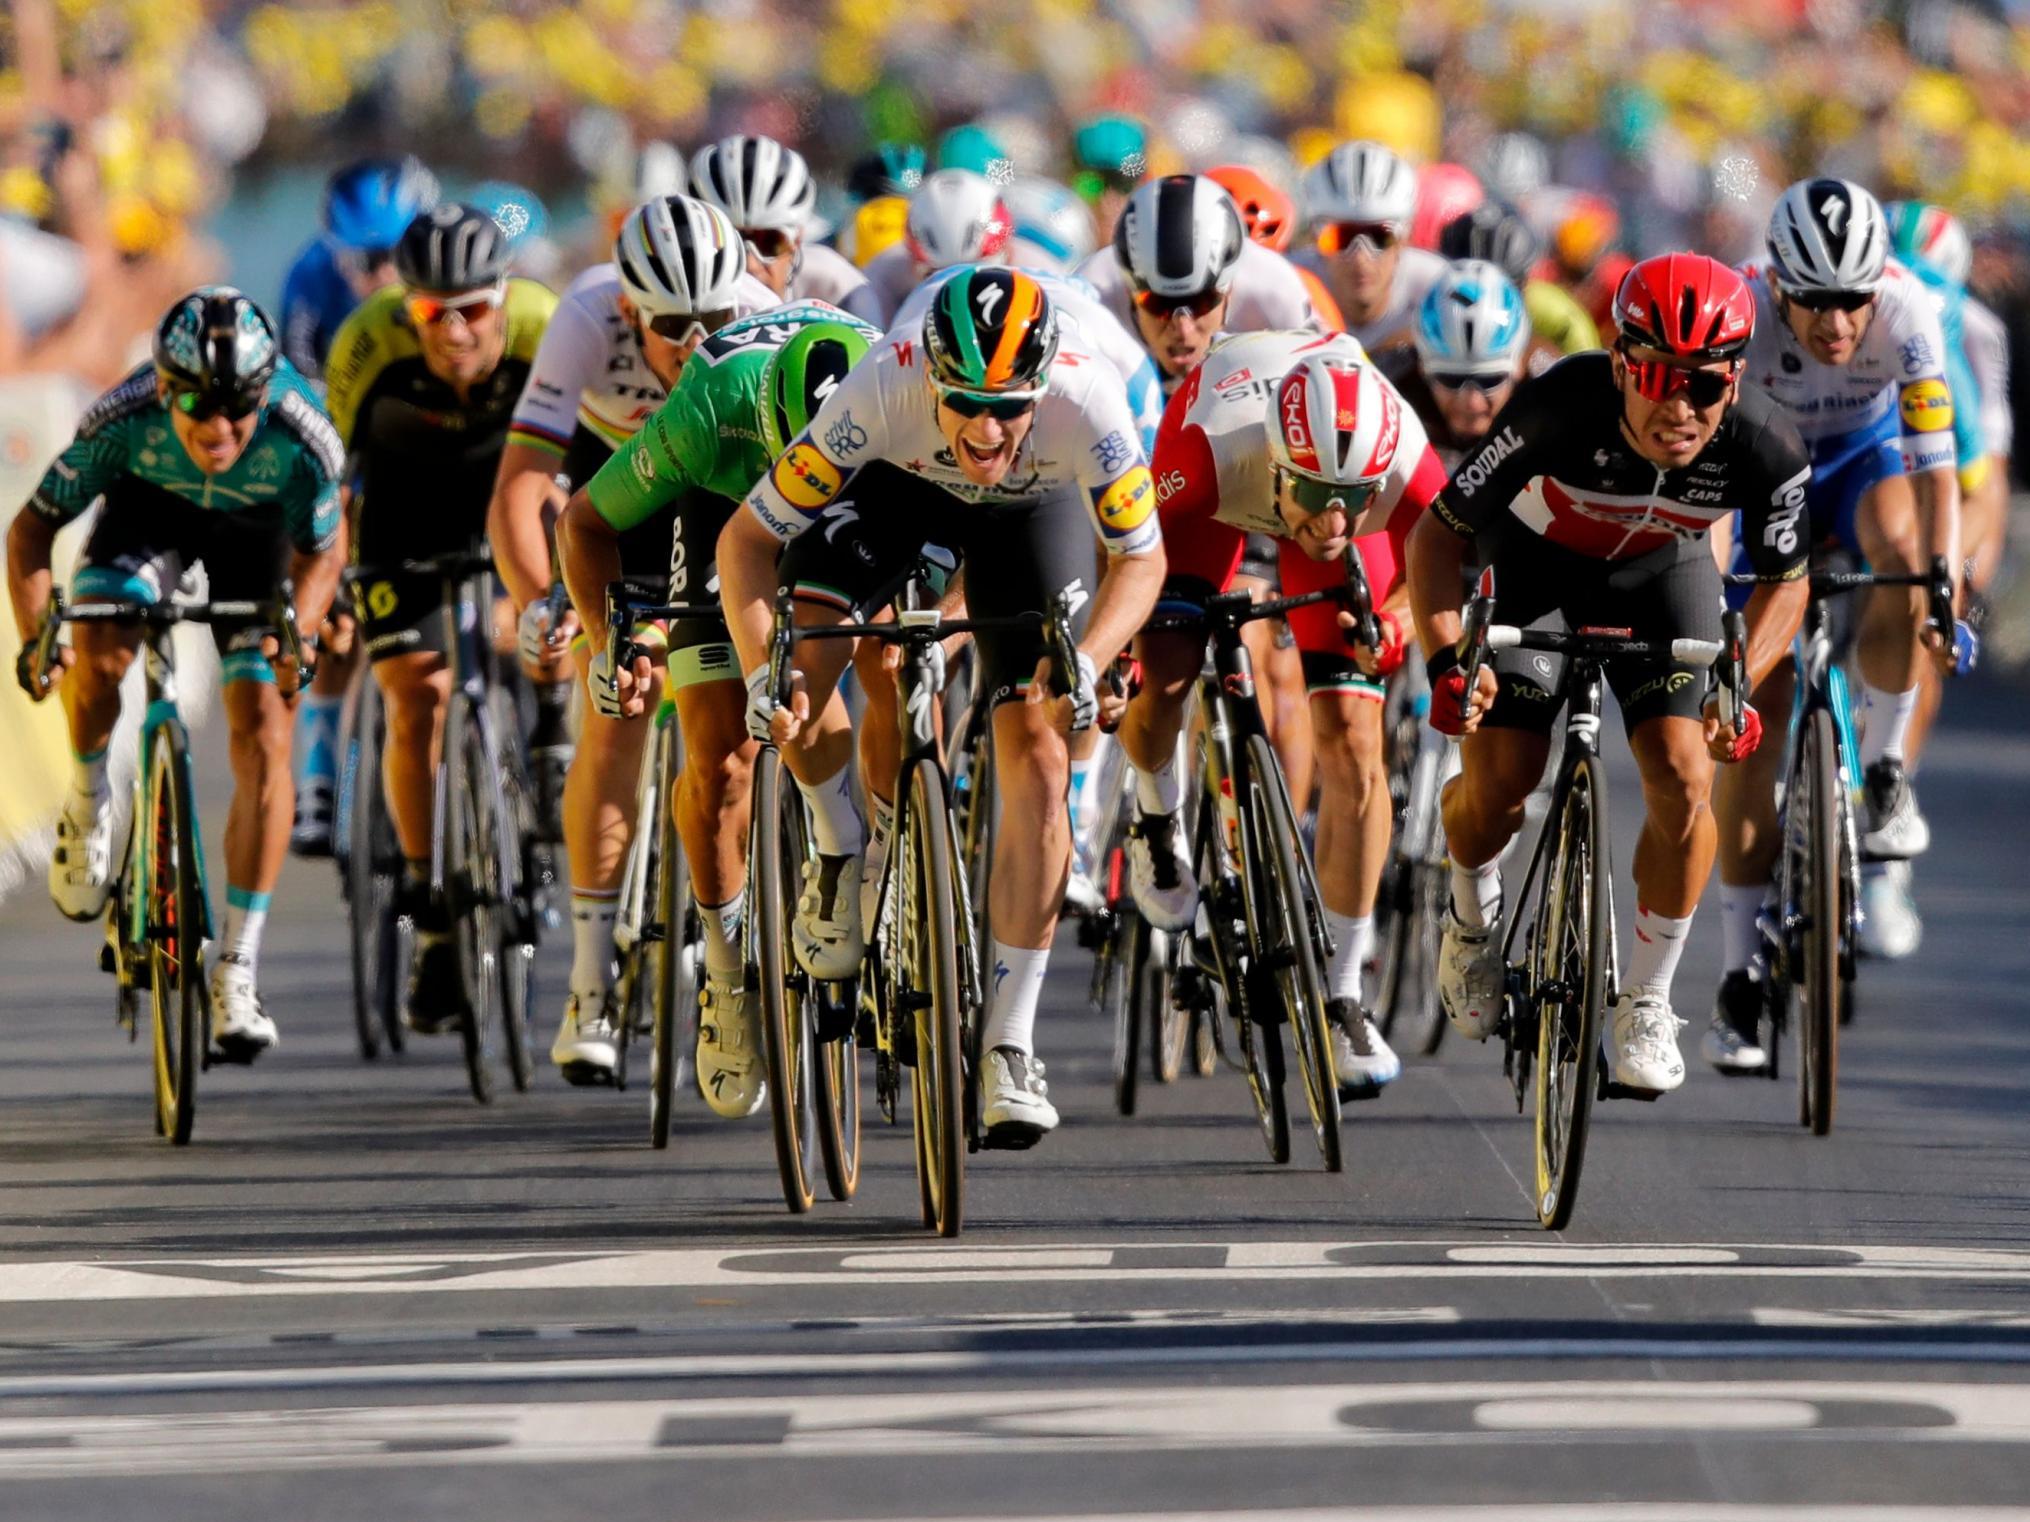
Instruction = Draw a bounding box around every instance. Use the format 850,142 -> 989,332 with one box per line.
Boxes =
901,758 -> 966,1237
1529,752 -> 1608,1230
145,722 -> 203,1146
1795,707 -> 1841,1136
754,747 -> 819,1213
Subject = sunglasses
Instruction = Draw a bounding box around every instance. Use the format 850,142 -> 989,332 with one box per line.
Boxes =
742,227 -> 796,260
1317,221 -> 1399,256
644,307 -> 736,345
1277,466 -> 1380,518
1132,286 -> 1224,321
171,385 -> 265,423
405,286 -> 504,327
938,388 -> 1038,421
1786,287 -> 1875,315
1621,349 -> 1737,407
1426,368 -> 1514,397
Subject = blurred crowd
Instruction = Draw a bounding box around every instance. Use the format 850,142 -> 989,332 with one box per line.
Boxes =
5,0 -> 2030,452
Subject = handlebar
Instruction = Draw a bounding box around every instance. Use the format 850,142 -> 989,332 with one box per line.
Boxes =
1725,553 -> 1958,673
762,589 -> 1066,711
1142,542 -> 1384,652
602,580 -> 724,688
23,582 -> 314,692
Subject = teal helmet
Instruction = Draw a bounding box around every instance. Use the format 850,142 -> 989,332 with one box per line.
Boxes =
759,320 -> 875,458
936,123 -> 1008,177
1072,114 -> 1148,191
1886,200 -> 1973,289
153,286 -> 278,410
848,142 -> 927,203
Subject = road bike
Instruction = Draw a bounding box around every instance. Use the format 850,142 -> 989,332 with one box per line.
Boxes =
1369,658 -> 1455,1056
333,590 -> 404,1063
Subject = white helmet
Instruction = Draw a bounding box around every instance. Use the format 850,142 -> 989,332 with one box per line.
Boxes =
906,169 -> 1013,270
1477,131 -> 1550,203
1004,175 -> 1097,273
1112,174 -> 1245,298
687,135 -> 817,233
613,194 -> 747,318
1413,260 -> 1531,379
632,140 -> 687,202
1301,140 -> 1417,232
1767,177 -> 1888,296
1265,348 -> 1406,502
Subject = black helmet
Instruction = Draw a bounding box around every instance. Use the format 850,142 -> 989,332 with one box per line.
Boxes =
395,202 -> 510,294
153,286 -> 279,407
1439,197 -> 1542,289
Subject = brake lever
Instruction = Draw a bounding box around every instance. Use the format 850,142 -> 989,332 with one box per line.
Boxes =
1338,544 -> 1382,653
1719,607 -> 1748,731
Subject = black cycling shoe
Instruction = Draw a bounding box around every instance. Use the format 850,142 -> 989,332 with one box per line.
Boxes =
403,934 -> 466,1036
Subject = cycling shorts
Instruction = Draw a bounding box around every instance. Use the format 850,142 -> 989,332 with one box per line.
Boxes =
776,460 -> 1096,710
74,478 -> 290,685
1476,513 -> 1722,738
1807,409 -> 1902,557
1234,532 -> 1281,587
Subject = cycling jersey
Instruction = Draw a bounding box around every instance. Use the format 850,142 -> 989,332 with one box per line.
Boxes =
30,360 -> 342,554
1075,240 -> 1320,349
859,242 -> 929,326
789,241 -> 884,325
1373,344 -> 1488,471
1295,243 -> 1447,353
505,263 -> 779,456
888,265 -> 1164,453
1431,352 -> 1812,582
278,238 -> 362,381
1963,295 -> 2012,459
1522,277 -> 1601,357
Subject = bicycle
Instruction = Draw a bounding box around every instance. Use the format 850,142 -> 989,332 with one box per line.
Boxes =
1368,658 -> 1455,1056
1455,598 -> 1744,1228
1720,554 -> 1953,1137
24,585 -> 312,1145
350,550 -> 538,1104
332,587 -> 404,1063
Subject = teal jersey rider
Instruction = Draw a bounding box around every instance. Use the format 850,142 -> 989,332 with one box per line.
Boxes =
1886,199 -> 1986,490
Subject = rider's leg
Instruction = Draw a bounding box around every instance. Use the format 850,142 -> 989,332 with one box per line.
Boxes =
1712,657 -> 1793,974
219,667 -> 296,972
1442,726 -> 1550,918
1852,473 -> 1927,770
62,618 -> 140,792
372,651 -> 452,867
1310,690 -> 1388,995
1625,714 -> 1716,989
983,695 -> 1070,1059
672,670 -> 756,980
559,639 -> 656,1002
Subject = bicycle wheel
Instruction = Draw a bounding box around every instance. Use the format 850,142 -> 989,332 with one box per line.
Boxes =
145,722 -> 203,1146
1241,734 -> 1342,1173
1196,802 -> 1288,1163
754,747 -> 820,1213
493,708 -> 537,1094
1530,752 -> 1608,1230
649,754 -> 693,1149
901,757 -> 966,1237
1796,707 -> 1841,1136
1143,926 -> 1187,1083
613,724 -> 666,1093
343,682 -> 404,1060
1104,910 -> 1139,1117
813,980 -> 861,1201
955,704 -> 996,948
449,707 -> 502,1105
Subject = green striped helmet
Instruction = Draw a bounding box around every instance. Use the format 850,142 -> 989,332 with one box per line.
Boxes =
758,320 -> 874,458
923,266 -> 1059,398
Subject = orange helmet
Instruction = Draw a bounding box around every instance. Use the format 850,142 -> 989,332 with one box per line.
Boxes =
1205,163 -> 1294,254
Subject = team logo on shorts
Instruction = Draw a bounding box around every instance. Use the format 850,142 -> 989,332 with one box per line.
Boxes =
1898,378 -> 1954,434
1095,467 -> 1155,535
773,442 -> 843,512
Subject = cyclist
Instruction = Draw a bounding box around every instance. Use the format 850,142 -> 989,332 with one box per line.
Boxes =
6,288 -> 345,1059
279,156 -> 439,382
862,169 -> 1014,324
1117,331 -> 1450,1097
1071,114 -> 1149,241
1296,141 -> 1447,353
688,135 -> 882,326
1408,254 -> 1812,1094
1005,175 -> 1099,275
325,203 -> 558,1036
1703,180 -> 1964,1063
486,194 -> 779,1085
718,267 -> 1166,1145
836,143 -> 924,269
1205,163 -> 1345,332
1376,261 -> 1535,470
1438,198 -> 1601,361
559,309 -> 880,1109
1409,162 -> 1485,253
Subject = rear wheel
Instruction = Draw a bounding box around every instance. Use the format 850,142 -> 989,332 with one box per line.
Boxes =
1197,802 -> 1288,1164
450,708 -> 502,1105
344,683 -> 403,1060
649,755 -> 693,1149
1796,708 -> 1841,1136
146,724 -> 203,1146
813,981 -> 861,1201
494,725 -> 536,1095
1105,912 -> 1139,1117
755,748 -> 819,1213
1530,753 -> 1607,1230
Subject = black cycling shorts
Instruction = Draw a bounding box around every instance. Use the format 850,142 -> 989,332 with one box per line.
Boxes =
776,461 -> 1097,708
1476,516 -> 1722,738
75,478 -> 290,684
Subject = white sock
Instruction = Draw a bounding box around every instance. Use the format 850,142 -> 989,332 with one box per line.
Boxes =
697,888 -> 746,979
220,887 -> 270,974
1859,683 -> 1918,769
1718,884 -> 1763,975
568,890 -> 618,997
1449,858 -> 1502,929
868,791 -> 895,850
71,746 -> 109,803
1323,909 -> 1374,1003
981,940 -> 1050,1055
1624,904 -> 1694,997
1135,755 -> 1181,815
796,769 -> 865,857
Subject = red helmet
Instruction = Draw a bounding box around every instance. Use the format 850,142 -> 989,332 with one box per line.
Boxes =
1612,253 -> 1754,363
1410,162 -> 1485,251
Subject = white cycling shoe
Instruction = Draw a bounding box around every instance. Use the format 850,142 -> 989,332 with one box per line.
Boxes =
1609,989 -> 1686,1093
49,789 -> 114,922
1858,861 -> 1922,960
1127,809 -> 1196,931
793,853 -> 864,980
1329,999 -> 1401,1099
1860,760 -> 1930,860
1438,905 -> 1504,1040
980,1046 -> 1058,1147
208,955 -> 278,1062
696,974 -> 766,1118
551,992 -> 619,1086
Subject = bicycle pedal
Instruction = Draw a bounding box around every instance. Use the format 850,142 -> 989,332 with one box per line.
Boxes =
979,1122 -> 1045,1151
1601,1079 -> 1663,1103
207,1038 -> 265,1068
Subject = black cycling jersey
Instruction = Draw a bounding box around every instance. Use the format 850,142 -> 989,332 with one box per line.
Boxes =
1429,352 -> 1812,584
1373,343 -> 1479,471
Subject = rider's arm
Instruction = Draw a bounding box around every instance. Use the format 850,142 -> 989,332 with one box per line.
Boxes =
1888,292 -> 1963,599
491,291 -> 607,609
1068,384 -> 1166,670
6,401 -> 128,639
487,444 -> 567,611
276,390 -> 348,640
1733,404 -> 1815,690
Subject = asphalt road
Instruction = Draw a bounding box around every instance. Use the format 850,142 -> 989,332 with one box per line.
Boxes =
1,675 -> 2027,1521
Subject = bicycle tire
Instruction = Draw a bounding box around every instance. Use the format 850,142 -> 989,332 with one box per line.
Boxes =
813,981 -> 861,1201
1531,751 -> 1607,1230
612,720 -> 665,1094
1106,912 -> 1139,1116
145,721 -> 202,1146
344,685 -> 403,1061
1798,707 -> 1840,1136
903,757 -> 966,1237
491,708 -> 537,1094
956,704 -> 996,950
755,747 -> 819,1213
649,744 -> 692,1149
1196,802 -> 1288,1163
1147,927 -> 1187,1083
450,705 -> 500,1106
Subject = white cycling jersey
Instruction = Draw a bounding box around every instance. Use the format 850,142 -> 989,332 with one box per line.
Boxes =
1294,243 -> 1447,352
507,263 -> 780,455
1739,259 -> 1956,473
790,241 -> 884,325
1963,294 -> 2013,459
1075,239 -> 1319,354
742,321 -> 1160,557
859,241 -> 930,326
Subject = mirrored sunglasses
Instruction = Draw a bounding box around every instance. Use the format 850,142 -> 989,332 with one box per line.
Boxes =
405,287 -> 505,327
938,388 -> 1038,421
1132,286 -> 1224,321
1277,467 -> 1380,518
1317,220 -> 1399,256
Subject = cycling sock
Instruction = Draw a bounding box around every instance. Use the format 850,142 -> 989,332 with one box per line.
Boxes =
1625,904 -> 1693,996
796,769 -> 865,857
1718,884 -> 1763,975
293,695 -> 342,788
697,888 -> 746,979
1449,858 -> 1502,929
1134,754 -> 1181,816
70,745 -> 109,802
1859,682 -> 1918,768
568,890 -> 619,996
221,887 -> 271,975
1322,910 -> 1374,1003
981,940 -> 1050,1056
867,791 -> 895,853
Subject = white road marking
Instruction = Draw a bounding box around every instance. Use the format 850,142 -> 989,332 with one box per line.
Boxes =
1754,1309 -> 2030,1328
0,1380 -> 2024,1479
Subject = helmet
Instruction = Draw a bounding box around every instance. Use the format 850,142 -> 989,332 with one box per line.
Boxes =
1438,197 -> 1541,287
1766,177 -> 1887,297
1551,192 -> 1620,277
469,180 -> 550,249
758,320 -> 875,458
923,266 -> 1059,397
906,169 -> 1013,270
936,122 -> 1008,177
1112,174 -> 1244,300
614,194 -> 747,318
844,196 -> 911,267
1886,200 -> 1972,289
1413,260 -> 1530,379
1073,115 -> 1148,185
153,286 -> 279,406
1411,163 -> 1485,251
1004,175 -> 1098,272
631,140 -> 688,202
395,202 -> 510,293
1301,140 -> 1417,231
688,135 -> 817,233
323,156 -> 438,253
1264,351 -> 1405,503
1205,163 -> 1294,253
1613,253 -> 1755,361
1477,131 -> 1550,203
847,142 -> 927,203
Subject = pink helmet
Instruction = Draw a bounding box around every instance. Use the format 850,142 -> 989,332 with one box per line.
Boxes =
1411,162 -> 1486,251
